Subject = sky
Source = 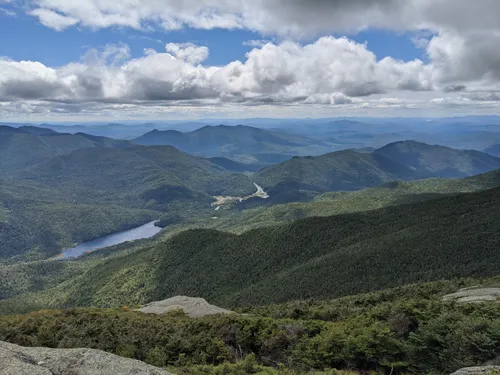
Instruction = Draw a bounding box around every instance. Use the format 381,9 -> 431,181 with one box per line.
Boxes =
1,0 -> 500,121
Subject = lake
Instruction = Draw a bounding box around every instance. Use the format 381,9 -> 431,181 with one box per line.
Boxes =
60,221 -> 162,259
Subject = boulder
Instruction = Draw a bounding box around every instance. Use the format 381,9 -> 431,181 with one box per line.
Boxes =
0,340 -> 173,375
450,366 -> 500,375
443,287 -> 500,303
138,296 -> 234,318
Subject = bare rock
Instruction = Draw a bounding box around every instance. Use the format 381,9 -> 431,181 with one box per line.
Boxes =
450,366 -> 500,375
0,340 -> 173,375
443,287 -> 500,303
138,296 -> 234,318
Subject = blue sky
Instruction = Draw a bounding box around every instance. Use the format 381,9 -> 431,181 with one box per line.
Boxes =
0,1 -> 498,121
0,9 -> 425,67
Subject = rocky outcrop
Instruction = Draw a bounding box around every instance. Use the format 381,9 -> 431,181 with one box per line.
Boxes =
450,366 -> 500,375
0,340 -> 173,375
138,296 -> 234,318
443,287 -> 500,303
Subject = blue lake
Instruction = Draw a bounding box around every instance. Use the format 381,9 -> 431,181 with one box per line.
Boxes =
60,221 -> 162,259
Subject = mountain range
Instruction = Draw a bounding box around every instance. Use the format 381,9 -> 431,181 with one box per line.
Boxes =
0,125 -> 258,261
134,125 -> 333,166
3,121 -> 500,374
252,140 -> 500,203
3,122 -> 500,262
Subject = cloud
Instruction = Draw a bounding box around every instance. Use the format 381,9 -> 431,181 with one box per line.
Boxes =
0,7 -> 15,16
16,1 -> 497,37
0,38 -> 434,107
243,40 -> 274,48
468,92 -> 500,102
17,0 -> 409,35
4,1 -> 500,117
29,8 -> 79,31
165,43 -> 209,64
12,1 -> 500,94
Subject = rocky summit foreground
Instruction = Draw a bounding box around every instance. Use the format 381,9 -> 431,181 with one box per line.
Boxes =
138,296 -> 234,317
0,341 -> 173,375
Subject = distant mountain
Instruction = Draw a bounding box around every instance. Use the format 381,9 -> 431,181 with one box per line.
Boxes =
254,149 -> 417,202
22,145 -> 255,207
0,126 -> 134,176
374,140 -> 500,178
18,126 -> 58,136
0,126 -> 25,134
485,144 -> 500,157
35,123 -> 163,139
253,141 -> 500,203
134,125 -> 332,162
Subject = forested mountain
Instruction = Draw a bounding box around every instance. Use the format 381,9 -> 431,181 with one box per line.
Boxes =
0,136 -> 255,261
254,141 -> 500,202
188,169 -> 500,234
21,145 -> 254,205
0,125 -> 133,176
374,140 -> 500,177
4,186 -> 499,312
254,149 -> 415,201
3,125 -> 500,374
134,125 -> 333,164
0,177 -> 158,261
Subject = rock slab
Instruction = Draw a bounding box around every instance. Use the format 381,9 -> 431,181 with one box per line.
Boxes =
450,366 -> 500,375
0,340 -> 173,375
443,287 -> 500,303
138,296 -> 234,318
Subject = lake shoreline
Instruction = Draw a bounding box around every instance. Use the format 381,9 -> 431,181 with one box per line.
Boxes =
54,220 -> 162,260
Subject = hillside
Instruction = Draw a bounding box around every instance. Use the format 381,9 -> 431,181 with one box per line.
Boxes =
134,125 -> 333,164
254,149 -> 417,201
254,141 -> 500,202
205,157 -> 262,172
374,140 -> 500,177
0,125 -> 134,176
4,186 -> 500,311
0,144 -> 255,261
0,177 -> 159,262
22,145 -> 255,205
195,169 -> 500,233
3,171 -> 498,300
485,144 -> 500,157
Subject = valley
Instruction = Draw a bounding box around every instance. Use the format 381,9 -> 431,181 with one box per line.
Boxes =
2,121 -> 500,375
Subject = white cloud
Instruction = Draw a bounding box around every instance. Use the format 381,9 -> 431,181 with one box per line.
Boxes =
0,38 -> 434,106
12,1 -> 496,37
29,8 -> 79,31
165,43 -> 209,65
4,0 -> 500,117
